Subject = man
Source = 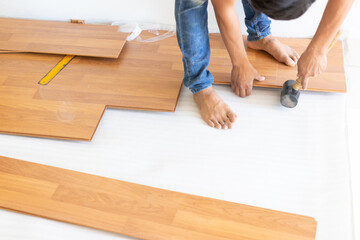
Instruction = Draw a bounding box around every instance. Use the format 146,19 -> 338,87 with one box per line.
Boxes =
175,0 -> 353,129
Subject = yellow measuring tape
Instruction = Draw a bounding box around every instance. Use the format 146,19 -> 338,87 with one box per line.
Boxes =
38,55 -> 75,85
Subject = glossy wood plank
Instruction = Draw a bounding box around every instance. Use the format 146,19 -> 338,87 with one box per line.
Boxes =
0,53 -> 106,141
0,32 -> 184,140
31,31 -> 184,112
0,18 -> 128,58
0,32 -> 344,141
170,34 -> 346,92
0,156 -> 317,240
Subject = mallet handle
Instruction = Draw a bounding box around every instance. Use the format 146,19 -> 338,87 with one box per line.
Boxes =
292,30 -> 342,91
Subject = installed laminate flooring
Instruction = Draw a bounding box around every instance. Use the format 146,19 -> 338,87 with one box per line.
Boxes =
0,156 -> 317,240
32,33 -> 185,112
0,32 -> 346,141
0,53 -> 106,141
0,18 -> 127,58
0,32 -> 184,141
170,34 -> 346,92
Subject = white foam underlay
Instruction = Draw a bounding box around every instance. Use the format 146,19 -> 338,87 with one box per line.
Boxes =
0,82 -> 353,239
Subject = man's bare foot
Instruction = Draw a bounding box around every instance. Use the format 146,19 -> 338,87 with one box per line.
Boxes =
193,87 -> 237,129
247,35 -> 300,67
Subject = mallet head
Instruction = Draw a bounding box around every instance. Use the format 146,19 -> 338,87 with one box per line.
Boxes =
280,80 -> 300,108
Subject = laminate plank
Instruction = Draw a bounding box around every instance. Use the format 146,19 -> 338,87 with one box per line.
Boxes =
0,53 -> 106,141
173,210 -> 313,240
170,34 -> 346,92
0,156 -> 317,240
31,32 -> 184,112
0,189 -> 128,233
0,172 -> 58,198
0,32 -> 184,140
0,18 -> 127,58
0,32 -> 344,141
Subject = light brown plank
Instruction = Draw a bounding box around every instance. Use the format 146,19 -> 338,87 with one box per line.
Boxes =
0,156 -> 317,240
0,32 -> 184,140
0,18 -> 127,58
0,33 -> 344,141
0,53 -> 106,141
0,172 -> 58,198
169,34 -> 347,93
32,31 -> 184,112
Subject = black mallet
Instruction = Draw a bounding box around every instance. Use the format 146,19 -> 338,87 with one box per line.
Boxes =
280,31 -> 341,108
280,77 -> 303,108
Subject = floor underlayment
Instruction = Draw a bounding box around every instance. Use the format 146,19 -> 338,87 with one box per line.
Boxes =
0,83 -> 353,239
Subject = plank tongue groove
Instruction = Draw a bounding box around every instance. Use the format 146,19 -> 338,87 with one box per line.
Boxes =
0,156 -> 317,240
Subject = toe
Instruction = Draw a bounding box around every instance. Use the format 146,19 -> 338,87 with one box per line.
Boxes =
225,117 -> 233,129
227,112 -> 237,123
294,50 -> 300,60
218,118 -> 227,130
284,57 -> 296,67
290,53 -> 298,64
207,119 -> 215,128
212,119 -> 221,129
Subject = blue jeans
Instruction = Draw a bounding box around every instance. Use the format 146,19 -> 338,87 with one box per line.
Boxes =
175,0 -> 271,94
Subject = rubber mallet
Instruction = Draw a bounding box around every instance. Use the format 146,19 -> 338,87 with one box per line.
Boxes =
280,31 -> 341,108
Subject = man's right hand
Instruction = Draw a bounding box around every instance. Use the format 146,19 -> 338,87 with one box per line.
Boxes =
231,62 -> 265,97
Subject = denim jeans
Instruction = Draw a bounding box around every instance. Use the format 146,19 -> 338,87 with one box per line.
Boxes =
175,0 -> 271,93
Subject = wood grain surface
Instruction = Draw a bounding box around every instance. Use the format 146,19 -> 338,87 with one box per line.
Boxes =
0,31 -> 345,141
0,32 -> 184,141
0,18 -> 127,58
169,34 -> 346,92
0,53 -> 106,141
0,156 -> 317,240
32,32 -> 184,111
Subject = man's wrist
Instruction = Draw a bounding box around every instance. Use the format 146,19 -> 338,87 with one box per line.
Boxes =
307,39 -> 327,55
232,58 -> 251,68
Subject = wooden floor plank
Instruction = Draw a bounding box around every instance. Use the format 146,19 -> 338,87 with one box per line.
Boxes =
0,32 -> 345,141
31,32 -> 184,112
0,32 -> 184,140
0,53 -> 105,141
0,156 -> 317,240
0,18 -> 128,58
169,34 -> 346,93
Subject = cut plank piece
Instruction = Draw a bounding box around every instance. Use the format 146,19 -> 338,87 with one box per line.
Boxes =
33,32 -> 184,111
0,53 -> 105,141
0,32 -> 184,141
169,34 -> 346,93
0,156 -> 317,240
0,18 -> 127,58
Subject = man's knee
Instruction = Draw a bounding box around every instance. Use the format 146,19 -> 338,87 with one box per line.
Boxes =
176,0 -> 207,15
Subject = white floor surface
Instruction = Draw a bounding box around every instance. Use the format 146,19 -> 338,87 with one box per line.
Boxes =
0,38 -> 359,240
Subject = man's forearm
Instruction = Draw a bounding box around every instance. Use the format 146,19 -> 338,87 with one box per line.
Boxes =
212,0 -> 248,67
309,0 -> 354,53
